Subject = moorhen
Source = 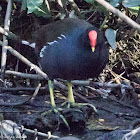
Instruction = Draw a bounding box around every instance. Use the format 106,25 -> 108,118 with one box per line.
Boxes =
28,18 -> 109,108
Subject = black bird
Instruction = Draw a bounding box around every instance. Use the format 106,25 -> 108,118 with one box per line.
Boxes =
31,18 -> 109,107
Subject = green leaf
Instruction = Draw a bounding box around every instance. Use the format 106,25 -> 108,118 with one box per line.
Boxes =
129,6 -> 140,11
27,0 -> 43,14
105,29 -> 117,49
122,0 -> 140,7
84,0 -> 95,4
14,0 -> 21,1
21,0 -> 27,11
109,0 -> 121,7
96,5 -> 108,15
33,2 -> 50,18
0,6 -> 2,11
129,6 -> 140,14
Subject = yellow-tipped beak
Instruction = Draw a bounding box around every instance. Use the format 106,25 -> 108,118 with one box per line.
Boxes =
91,47 -> 95,52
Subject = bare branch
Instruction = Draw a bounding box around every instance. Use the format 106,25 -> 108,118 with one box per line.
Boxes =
122,127 -> 140,140
1,0 -> 12,83
5,46 -> 48,79
0,26 -> 21,41
45,0 -> 50,12
2,70 -> 44,80
18,125 -> 60,139
68,0 -> 82,17
95,0 -> 140,31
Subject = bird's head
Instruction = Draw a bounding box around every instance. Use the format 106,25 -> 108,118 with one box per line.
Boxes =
88,30 -> 97,52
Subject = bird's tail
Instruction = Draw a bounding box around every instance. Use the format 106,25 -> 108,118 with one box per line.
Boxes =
0,26 -> 35,48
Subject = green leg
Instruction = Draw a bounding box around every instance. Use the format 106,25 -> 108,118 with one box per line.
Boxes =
48,80 -> 56,107
47,80 -> 70,129
67,81 -> 75,104
67,81 -> 97,113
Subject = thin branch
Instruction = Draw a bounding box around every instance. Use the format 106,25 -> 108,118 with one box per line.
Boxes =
0,96 -> 31,106
92,82 -> 133,90
0,87 -> 47,92
18,125 -> 60,139
57,0 -> 64,8
30,83 -> 41,103
122,127 -> 140,140
1,0 -> 12,83
53,79 -> 96,106
68,0 -> 82,17
5,45 -> 48,79
45,0 -> 50,12
0,67 -> 137,90
95,0 -> 140,31
0,26 -> 21,41
1,69 -> 44,80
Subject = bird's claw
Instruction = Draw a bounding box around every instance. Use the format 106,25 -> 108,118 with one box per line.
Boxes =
69,103 -> 98,113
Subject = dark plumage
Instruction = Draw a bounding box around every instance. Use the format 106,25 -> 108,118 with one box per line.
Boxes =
34,18 -> 109,81
33,18 -> 109,107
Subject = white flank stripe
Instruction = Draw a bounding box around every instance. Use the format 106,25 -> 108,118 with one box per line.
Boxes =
22,40 -> 36,48
57,37 -> 62,40
22,40 -> 30,45
47,42 -> 54,45
61,34 -> 66,38
53,40 -> 57,43
40,46 -> 47,57
29,43 -> 36,48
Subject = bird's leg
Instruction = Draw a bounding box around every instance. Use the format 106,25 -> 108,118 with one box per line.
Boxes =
67,81 -> 97,113
48,80 -> 56,107
48,80 -> 70,129
67,81 -> 75,108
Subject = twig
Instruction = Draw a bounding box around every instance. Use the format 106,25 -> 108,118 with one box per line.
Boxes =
86,11 -> 96,21
122,127 -> 140,140
53,80 -> 95,105
57,0 -> 64,8
56,0 -> 67,15
45,0 -> 50,12
0,69 -> 44,80
86,86 -> 108,97
0,86 -> 48,92
0,96 -> 31,106
60,79 -> 90,86
95,0 -> 140,31
100,16 -> 108,29
1,67 -> 137,90
19,125 -> 60,139
68,0 -> 82,17
1,0 -> 12,83
0,120 -> 60,139
0,26 -> 21,42
30,83 -> 41,103
129,8 -> 140,36
5,45 -> 48,80
107,66 -> 130,83
92,82 -> 133,90
0,87 -> 47,92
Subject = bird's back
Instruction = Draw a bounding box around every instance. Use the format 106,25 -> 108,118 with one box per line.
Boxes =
34,18 -> 109,80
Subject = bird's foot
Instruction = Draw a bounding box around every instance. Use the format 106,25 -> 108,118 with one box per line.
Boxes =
53,106 -> 70,130
60,101 -> 98,113
41,106 -> 70,130
71,103 -> 98,113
